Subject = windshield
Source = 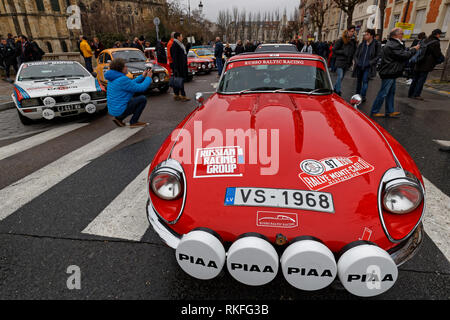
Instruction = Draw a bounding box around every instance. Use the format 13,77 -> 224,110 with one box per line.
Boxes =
112,50 -> 146,62
218,59 -> 331,94
255,45 -> 299,52
18,62 -> 90,81
196,49 -> 213,56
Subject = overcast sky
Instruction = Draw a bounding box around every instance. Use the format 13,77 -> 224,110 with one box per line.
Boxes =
178,0 -> 301,22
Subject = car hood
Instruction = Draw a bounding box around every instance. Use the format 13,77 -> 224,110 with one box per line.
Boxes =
14,77 -> 98,98
158,93 -> 409,251
126,61 -> 166,73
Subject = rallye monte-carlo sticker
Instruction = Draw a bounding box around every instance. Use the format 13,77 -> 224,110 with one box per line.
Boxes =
193,146 -> 245,178
298,156 -> 374,191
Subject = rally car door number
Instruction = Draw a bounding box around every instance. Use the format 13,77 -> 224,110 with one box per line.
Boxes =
224,187 -> 334,213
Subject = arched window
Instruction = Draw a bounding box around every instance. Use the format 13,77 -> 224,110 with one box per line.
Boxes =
35,0 -> 45,11
50,0 -> 60,12
60,40 -> 68,52
46,41 -> 53,53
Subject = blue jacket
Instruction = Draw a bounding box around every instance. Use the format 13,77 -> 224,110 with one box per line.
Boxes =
105,70 -> 152,117
214,42 -> 223,58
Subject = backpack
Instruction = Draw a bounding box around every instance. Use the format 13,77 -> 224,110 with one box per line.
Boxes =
409,39 -> 438,64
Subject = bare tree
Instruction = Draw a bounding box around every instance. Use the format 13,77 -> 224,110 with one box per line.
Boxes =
332,0 -> 366,29
300,0 -> 331,41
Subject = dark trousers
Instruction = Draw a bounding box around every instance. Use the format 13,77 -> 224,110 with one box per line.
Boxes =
116,95 -> 147,125
4,59 -> 18,78
84,57 -> 93,73
355,66 -> 370,98
371,78 -> 396,114
173,79 -> 186,96
408,71 -> 428,98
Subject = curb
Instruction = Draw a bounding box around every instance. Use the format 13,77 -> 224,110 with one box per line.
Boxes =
0,101 -> 14,112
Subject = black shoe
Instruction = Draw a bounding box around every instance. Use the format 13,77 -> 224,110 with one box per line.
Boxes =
113,118 -> 125,127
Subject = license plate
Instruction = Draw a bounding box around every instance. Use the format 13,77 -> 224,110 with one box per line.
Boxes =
57,104 -> 81,112
224,187 -> 334,213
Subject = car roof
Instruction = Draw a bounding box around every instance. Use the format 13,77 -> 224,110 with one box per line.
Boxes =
101,48 -> 141,53
228,52 -> 324,62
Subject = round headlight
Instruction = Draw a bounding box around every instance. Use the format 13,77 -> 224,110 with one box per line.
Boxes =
151,170 -> 182,200
153,76 -> 160,83
159,73 -> 165,81
383,179 -> 423,214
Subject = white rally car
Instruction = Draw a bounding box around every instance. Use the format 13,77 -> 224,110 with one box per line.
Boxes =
12,61 -> 107,125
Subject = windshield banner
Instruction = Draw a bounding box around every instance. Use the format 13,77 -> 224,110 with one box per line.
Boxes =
227,59 -> 325,71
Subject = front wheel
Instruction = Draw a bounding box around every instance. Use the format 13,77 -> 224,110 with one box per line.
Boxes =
17,110 -> 35,125
158,85 -> 170,93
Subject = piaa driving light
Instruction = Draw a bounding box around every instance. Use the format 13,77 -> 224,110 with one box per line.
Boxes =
150,168 -> 182,200
382,179 -> 423,214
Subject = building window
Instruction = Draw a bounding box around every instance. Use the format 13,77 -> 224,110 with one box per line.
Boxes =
35,0 -> 45,11
50,0 -> 61,12
60,40 -> 68,52
390,14 -> 400,31
46,42 -> 53,53
412,9 -> 426,35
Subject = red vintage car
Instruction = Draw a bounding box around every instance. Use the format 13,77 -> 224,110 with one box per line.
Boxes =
146,53 -> 425,297
187,50 -> 214,76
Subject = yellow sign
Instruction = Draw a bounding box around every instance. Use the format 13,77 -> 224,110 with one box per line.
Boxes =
395,22 -> 415,39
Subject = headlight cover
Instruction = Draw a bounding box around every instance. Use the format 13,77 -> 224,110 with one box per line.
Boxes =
382,179 -> 423,214
150,167 -> 183,200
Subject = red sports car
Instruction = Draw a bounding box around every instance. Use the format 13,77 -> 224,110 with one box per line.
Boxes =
146,53 -> 425,297
187,51 -> 214,76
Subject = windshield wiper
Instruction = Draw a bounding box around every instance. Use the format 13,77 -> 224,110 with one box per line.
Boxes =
307,88 -> 333,95
127,58 -> 145,62
273,87 -> 333,95
238,86 -> 282,94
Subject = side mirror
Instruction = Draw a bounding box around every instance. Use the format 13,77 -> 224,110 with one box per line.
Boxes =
350,94 -> 362,109
195,92 -> 205,106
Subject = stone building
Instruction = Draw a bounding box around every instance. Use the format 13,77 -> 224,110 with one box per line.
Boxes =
0,0 -> 166,53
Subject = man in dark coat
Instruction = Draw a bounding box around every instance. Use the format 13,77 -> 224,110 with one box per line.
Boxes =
214,37 -> 224,76
235,40 -> 245,55
408,29 -> 445,100
370,28 -> 419,118
352,29 -> 381,102
0,38 -> 18,80
155,40 -> 167,64
332,26 -> 357,95
170,32 -> 190,101
17,35 -> 34,64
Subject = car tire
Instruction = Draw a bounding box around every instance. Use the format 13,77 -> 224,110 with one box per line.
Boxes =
17,110 -> 35,125
158,85 -> 170,93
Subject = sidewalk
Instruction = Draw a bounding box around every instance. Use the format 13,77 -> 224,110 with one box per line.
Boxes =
423,69 -> 450,97
0,79 -> 14,111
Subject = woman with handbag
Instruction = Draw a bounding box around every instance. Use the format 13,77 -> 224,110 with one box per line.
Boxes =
170,32 -> 190,102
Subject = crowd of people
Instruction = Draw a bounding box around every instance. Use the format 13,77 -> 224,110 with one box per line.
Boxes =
288,26 -> 445,118
0,33 -> 45,81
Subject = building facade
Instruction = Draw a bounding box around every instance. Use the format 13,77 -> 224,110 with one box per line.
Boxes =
0,0 -> 166,53
304,0 -> 449,52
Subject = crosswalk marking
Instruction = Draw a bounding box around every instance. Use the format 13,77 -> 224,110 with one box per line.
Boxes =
0,127 -> 143,221
0,123 -> 88,161
82,166 -> 150,241
422,177 -> 450,261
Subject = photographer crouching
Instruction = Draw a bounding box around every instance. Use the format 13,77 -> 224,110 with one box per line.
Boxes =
105,58 -> 152,128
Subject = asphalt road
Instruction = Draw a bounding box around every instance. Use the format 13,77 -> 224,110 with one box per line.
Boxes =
0,72 -> 448,301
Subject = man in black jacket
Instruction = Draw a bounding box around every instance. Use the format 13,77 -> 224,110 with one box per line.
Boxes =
408,29 -> 445,100
235,40 -> 245,55
0,38 -> 18,80
170,32 -> 190,102
370,28 -> 419,118
332,26 -> 356,96
352,29 -> 381,102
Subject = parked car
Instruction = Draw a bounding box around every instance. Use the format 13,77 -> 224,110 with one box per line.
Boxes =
12,60 -> 107,125
255,43 -> 300,53
95,48 -> 170,93
145,52 -> 425,297
187,50 -> 214,77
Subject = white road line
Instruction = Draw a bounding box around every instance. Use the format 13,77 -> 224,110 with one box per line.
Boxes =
422,177 -> 450,261
0,123 -> 88,160
0,127 -> 143,221
82,166 -> 150,241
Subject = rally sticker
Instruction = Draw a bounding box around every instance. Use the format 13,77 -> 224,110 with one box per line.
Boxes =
193,146 -> 245,178
299,156 -> 375,191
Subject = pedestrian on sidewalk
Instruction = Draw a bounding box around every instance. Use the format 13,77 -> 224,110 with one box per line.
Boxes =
105,58 -> 152,128
300,40 -> 314,54
214,37 -> 224,76
91,37 -> 104,59
235,40 -> 245,55
0,38 -> 18,81
370,28 -> 420,118
224,43 -> 233,61
408,29 -> 445,101
170,32 -> 190,102
17,35 -> 33,65
352,29 -> 381,103
332,26 -> 357,96
79,36 -> 94,73
405,32 -> 426,84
